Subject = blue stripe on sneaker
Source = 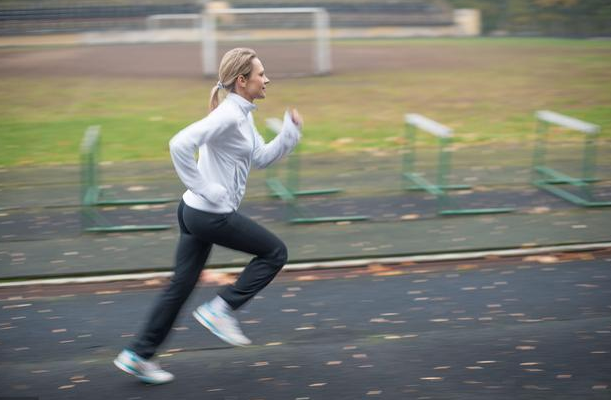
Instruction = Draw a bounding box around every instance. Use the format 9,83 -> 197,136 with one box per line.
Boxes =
115,359 -> 166,384
195,309 -> 224,338
115,359 -> 141,376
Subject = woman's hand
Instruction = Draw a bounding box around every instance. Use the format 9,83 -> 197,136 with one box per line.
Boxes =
290,109 -> 303,128
203,183 -> 229,204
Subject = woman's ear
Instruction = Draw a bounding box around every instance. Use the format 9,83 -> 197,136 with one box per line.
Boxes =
237,75 -> 246,88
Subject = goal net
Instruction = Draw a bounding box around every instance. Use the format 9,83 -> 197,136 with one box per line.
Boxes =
201,7 -> 331,78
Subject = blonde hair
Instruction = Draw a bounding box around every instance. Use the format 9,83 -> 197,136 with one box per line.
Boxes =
209,47 -> 258,111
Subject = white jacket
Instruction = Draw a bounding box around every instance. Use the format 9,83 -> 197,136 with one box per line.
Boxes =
169,93 -> 301,213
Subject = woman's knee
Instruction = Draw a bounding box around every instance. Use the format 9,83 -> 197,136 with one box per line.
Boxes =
268,242 -> 288,268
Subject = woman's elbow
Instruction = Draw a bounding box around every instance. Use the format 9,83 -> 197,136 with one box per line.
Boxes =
168,135 -> 183,154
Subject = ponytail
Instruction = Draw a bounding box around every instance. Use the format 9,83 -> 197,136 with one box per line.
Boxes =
209,84 -> 221,112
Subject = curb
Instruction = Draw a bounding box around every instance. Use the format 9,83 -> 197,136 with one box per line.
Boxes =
1,242 -> 609,288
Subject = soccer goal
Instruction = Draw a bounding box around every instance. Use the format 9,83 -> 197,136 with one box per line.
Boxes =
201,7 -> 332,78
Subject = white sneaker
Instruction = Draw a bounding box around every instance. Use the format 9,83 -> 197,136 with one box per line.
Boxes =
113,349 -> 174,385
193,303 -> 252,347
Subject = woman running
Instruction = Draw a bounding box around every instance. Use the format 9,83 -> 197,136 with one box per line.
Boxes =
114,47 -> 302,384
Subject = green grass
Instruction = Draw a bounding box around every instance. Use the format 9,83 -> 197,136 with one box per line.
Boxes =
1,38 -> 610,166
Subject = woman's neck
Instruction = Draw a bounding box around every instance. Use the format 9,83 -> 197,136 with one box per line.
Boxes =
232,89 -> 254,104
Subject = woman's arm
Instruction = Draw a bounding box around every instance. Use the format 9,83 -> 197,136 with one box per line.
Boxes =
252,110 -> 302,169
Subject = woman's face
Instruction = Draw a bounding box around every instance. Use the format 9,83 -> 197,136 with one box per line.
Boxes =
242,57 -> 270,102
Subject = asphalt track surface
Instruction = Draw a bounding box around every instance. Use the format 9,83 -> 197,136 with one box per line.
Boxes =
1,250 -> 610,399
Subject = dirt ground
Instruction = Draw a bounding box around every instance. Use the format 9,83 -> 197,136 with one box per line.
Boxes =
0,40 -> 560,79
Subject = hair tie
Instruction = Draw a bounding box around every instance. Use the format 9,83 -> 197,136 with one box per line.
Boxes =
217,81 -> 224,90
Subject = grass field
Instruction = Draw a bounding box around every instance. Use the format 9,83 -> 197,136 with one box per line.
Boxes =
1,38 -> 610,167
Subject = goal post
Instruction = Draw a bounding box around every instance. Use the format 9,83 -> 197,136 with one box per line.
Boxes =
201,7 -> 332,78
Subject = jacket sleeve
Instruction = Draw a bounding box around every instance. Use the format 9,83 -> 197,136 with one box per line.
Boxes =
168,113 -> 235,202
252,111 -> 302,169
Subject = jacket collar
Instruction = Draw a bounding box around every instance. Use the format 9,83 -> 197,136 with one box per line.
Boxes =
226,92 -> 256,116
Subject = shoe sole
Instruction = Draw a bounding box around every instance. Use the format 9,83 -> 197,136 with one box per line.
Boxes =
113,358 -> 173,385
193,308 -> 250,347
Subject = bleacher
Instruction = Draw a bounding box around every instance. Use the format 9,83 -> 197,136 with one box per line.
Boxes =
231,1 -> 454,27
0,0 -> 454,35
0,0 -> 199,34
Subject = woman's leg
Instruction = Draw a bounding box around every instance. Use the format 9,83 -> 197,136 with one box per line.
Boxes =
184,209 -> 288,310
130,201 -> 212,359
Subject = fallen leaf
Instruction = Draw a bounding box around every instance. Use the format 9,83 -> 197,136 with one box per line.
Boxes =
200,270 -> 235,285
523,255 -> 558,264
